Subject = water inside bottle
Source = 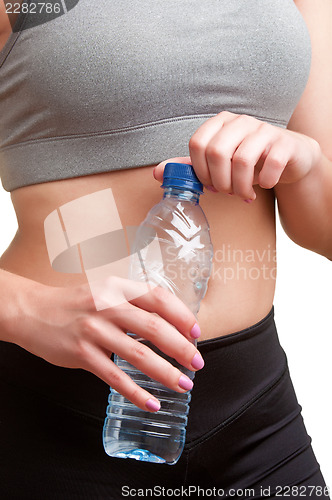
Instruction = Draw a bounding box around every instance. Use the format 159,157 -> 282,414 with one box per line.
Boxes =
112,448 -> 166,463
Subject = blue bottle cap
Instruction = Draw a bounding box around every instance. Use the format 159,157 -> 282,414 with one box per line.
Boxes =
161,163 -> 203,194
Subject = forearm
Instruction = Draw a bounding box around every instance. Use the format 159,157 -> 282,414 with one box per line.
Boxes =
274,152 -> 332,259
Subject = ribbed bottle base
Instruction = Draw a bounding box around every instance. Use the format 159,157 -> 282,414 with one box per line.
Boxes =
103,354 -> 192,465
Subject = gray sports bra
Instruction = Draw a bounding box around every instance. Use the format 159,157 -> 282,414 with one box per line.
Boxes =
0,0 -> 311,192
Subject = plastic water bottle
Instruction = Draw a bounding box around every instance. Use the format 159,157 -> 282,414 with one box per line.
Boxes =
103,163 -> 213,465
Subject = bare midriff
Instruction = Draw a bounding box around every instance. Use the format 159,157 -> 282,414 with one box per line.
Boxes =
0,166 -> 276,340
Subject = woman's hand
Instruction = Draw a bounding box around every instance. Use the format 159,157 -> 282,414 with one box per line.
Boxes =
2,271 -> 203,412
153,111 -> 321,201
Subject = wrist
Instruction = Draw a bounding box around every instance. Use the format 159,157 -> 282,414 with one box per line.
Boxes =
0,270 -> 43,346
300,136 -> 324,184
276,136 -> 324,194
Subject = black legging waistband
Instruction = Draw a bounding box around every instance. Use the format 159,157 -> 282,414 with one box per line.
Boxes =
187,307 -> 286,444
0,307 -> 283,425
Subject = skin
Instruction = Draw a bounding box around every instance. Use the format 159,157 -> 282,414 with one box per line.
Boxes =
0,0 -> 331,412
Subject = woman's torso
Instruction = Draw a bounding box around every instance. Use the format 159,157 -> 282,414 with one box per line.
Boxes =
0,0 -> 311,339
2,170 -> 276,340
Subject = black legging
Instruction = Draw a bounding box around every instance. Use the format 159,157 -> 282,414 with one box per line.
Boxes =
0,308 -> 329,499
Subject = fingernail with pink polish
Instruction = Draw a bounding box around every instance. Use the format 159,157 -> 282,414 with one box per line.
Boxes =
178,375 -> 194,391
190,323 -> 201,339
228,193 -> 234,196
191,353 -> 205,370
145,398 -> 161,412
244,199 -> 253,204
206,186 -> 218,193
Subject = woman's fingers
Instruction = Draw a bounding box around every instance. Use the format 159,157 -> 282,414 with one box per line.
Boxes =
83,277 -> 199,341
204,115 -> 261,196
230,123 -> 277,199
154,112 -> 309,201
81,344 -> 162,412
103,322 -> 199,390
83,277 -> 197,339
125,283 -> 199,340
103,302 -> 202,371
153,156 -> 191,183
189,111 -> 237,187
79,318 -> 200,409
81,278 -> 203,407
258,139 -> 289,189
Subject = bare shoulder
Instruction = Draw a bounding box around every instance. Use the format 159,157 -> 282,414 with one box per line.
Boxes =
288,0 -> 332,159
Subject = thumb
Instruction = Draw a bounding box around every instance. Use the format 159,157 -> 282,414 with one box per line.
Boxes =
153,156 -> 192,183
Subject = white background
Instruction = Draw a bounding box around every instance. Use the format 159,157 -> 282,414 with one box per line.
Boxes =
0,188 -> 331,487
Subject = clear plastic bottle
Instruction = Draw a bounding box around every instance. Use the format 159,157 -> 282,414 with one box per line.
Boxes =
103,163 -> 213,465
